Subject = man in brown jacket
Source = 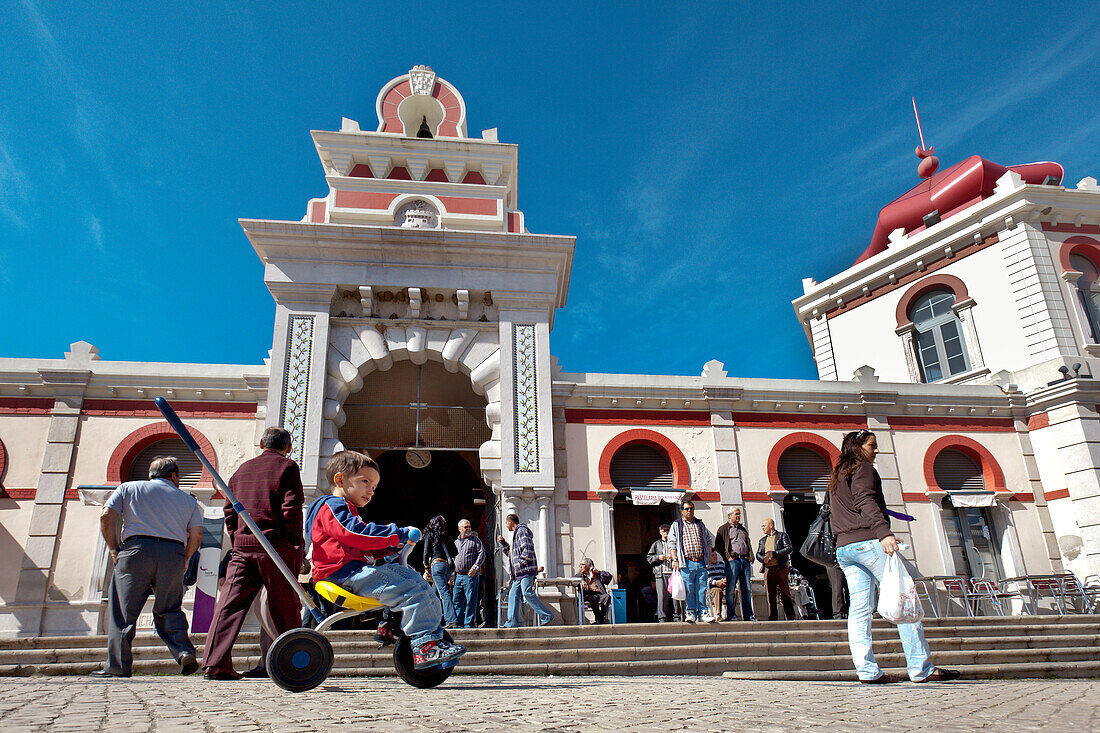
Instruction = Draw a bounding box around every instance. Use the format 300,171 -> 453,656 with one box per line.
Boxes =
202,427 -> 304,680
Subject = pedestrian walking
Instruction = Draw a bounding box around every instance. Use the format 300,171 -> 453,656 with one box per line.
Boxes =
92,456 -> 203,678
499,513 -> 554,627
830,429 -> 960,684
202,427 -> 304,680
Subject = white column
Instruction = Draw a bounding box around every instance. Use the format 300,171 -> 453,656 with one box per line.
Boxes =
536,494 -> 552,576
953,299 -> 986,370
895,324 -> 922,383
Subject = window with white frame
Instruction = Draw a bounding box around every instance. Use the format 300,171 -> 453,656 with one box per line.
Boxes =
910,290 -> 970,382
1069,253 -> 1100,342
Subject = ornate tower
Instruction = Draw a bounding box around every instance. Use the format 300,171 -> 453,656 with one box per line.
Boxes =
243,68 -> 574,558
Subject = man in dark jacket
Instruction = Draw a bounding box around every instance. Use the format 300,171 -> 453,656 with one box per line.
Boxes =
756,518 -> 795,621
202,427 -> 304,680
646,524 -> 678,622
715,507 -> 755,621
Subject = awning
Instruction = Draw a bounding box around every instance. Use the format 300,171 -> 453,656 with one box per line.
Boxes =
629,490 -> 685,506
948,491 -> 997,508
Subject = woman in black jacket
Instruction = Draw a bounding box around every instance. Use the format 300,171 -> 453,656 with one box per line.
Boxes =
422,514 -> 457,627
830,429 -> 959,684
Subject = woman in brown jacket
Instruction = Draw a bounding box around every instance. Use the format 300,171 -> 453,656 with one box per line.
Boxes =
831,429 -> 959,684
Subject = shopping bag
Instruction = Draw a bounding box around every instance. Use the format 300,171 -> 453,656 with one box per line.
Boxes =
877,552 -> 925,624
668,570 -> 687,601
800,493 -> 837,567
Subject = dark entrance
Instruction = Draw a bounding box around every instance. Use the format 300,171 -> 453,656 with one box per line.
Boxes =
782,494 -> 833,618
613,499 -> 677,622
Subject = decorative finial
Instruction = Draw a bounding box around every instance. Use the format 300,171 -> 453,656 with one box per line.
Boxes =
409,65 -> 436,96
912,97 -> 938,179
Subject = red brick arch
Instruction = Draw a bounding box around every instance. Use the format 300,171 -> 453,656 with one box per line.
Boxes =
597,429 -> 691,492
106,421 -> 217,488
922,435 -> 1006,495
1057,235 -> 1100,273
895,274 -> 971,328
767,432 -> 840,492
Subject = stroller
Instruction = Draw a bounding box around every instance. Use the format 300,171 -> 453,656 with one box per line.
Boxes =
788,567 -> 821,620
156,398 -> 458,692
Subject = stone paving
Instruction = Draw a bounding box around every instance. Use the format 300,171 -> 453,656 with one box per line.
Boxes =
0,675 -> 1097,732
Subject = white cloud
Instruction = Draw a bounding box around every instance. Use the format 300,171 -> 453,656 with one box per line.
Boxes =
17,0 -> 121,196
0,137 -> 30,229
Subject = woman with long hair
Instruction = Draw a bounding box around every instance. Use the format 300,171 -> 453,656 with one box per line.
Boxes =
829,429 -> 959,684
422,514 -> 458,628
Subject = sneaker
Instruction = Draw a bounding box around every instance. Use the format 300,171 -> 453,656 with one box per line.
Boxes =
413,638 -> 467,670
684,612 -> 697,624
701,613 -> 718,624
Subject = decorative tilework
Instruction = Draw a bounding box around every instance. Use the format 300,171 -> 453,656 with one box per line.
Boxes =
513,323 -> 539,472
280,315 -> 314,467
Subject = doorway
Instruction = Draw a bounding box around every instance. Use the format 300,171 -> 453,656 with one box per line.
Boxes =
782,494 -> 833,618
940,500 -> 1003,579
613,499 -> 676,622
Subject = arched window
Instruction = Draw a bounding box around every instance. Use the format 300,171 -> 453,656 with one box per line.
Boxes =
609,444 -> 673,491
777,446 -> 831,492
1069,253 -> 1100,342
910,289 -> 969,382
932,449 -> 983,492
127,438 -> 203,489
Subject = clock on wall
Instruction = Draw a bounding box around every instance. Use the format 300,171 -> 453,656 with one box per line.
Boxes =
406,449 -> 432,469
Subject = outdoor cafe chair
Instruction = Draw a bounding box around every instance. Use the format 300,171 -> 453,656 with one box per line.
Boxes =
969,578 -> 1033,616
941,577 -> 976,616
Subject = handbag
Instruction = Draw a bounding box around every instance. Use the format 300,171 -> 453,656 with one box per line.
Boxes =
800,490 -> 837,567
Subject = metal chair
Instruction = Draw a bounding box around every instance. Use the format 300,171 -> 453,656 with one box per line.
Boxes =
1055,573 -> 1093,614
913,578 -> 939,618
1030,576 -> 1067,614
941,576 -> 976,616
1083,575 -> 1100,613
969,578 -> 1033,616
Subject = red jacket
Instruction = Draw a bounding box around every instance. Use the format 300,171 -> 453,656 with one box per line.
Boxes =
306,496 -> 409,581
224,450 -> 304,550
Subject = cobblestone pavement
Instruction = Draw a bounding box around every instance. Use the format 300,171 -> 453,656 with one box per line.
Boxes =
0,675 -> 1097,732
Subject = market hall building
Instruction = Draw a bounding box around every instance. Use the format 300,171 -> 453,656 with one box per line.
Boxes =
2,67 -> 1099,636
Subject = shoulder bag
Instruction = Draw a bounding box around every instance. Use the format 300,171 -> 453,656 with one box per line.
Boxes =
800,490 -> 837,567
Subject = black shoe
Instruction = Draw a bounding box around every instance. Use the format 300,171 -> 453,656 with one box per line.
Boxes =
178,653 -> 199,676
915,667 -> 961,683
241,667 -> 268,679
860,672 -> 902,684
90,669 -> 131,678
203,670 -> 243,681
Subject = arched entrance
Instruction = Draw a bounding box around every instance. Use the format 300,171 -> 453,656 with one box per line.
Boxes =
609,442 -> 679,622
336,359 -> 497,623
777,446 -> 833,618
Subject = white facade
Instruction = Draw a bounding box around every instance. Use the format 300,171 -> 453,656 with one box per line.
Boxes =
1,68 -> 1096,635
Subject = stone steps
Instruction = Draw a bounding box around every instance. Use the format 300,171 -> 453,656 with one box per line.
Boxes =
2,615 -> 1098,679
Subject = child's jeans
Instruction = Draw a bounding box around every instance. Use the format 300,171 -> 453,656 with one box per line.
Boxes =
325,561 -> 443,647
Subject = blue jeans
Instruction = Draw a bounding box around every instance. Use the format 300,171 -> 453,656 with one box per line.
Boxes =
726,558 -> 755,620
836,540 -> 936,681
679,560 -> 708,615
326,561 -> 443,647
430,560 -> 457,626
452,572 -> 479,628
504,574 -> 553,627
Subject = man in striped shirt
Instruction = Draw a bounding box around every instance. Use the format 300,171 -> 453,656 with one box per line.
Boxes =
452,519 -> 485,628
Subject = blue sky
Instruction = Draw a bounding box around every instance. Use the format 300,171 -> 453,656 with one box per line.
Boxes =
2,2 -> 1098,379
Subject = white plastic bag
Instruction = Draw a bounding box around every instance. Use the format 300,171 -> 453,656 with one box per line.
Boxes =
668,571 -> 687,601
877,552 -> 925,624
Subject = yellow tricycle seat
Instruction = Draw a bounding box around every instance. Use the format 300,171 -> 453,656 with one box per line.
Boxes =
314,580 -> 384,612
